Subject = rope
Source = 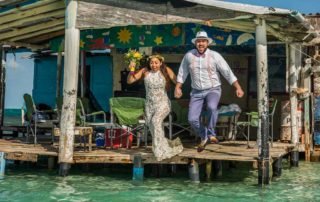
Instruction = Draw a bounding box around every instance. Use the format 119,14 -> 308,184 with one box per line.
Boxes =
289,44 -> 320,64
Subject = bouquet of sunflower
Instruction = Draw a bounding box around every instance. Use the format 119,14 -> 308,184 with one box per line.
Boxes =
124,49 -> 143,72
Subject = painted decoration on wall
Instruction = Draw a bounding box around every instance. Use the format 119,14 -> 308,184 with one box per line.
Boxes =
49,23 -> 255,52
185,24 -> 255,46
109,24 -> 183,48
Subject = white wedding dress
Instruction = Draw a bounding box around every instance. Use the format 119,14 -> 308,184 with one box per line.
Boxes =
144,70 -> 183,161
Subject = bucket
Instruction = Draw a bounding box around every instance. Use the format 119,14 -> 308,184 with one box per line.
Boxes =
280,100 -> 303,142
95,132 -> 105,147
280,126 -> 304,142
280,100 -> 303,127
280,126 -> 291,142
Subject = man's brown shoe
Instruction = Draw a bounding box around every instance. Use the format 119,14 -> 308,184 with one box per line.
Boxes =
209,136 -> 219,144
197,138 -> 208,152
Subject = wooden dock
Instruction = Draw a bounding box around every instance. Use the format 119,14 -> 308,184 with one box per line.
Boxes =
0,138 -> 298,165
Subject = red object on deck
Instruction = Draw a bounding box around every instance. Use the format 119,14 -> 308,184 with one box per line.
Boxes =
105,128 -> 133,149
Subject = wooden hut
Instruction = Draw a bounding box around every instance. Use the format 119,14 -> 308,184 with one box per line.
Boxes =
0,0 -> 318,184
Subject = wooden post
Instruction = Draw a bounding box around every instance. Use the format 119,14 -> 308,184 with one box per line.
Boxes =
213,160 -> 222,178
272,157 -> 282,177
0,152 -> 5,179
56,51 -> 62,98
289,43 -> 300,167
303,58 -> 312,161
0,46 -> 6,139
59,0 -> 80,175
48,157 -> 55,170
255,17 -> 270,185
170,164 -> 177,176
188,159 -> 200,183
205,160 -> 212,181
80,50 -> 85,97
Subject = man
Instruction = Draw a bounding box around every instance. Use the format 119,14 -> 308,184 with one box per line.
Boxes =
174,30 -> 244,152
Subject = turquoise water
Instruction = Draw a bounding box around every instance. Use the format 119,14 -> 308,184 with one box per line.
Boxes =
4,109 -> 22,126
1,161 -> 320,202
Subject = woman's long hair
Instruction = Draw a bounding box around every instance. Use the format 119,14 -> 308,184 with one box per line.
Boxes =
146,55 -> 171,91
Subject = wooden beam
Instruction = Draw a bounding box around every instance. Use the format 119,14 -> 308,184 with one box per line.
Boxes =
0,0 -> 29,7
0,0 -> 65,24
0,41 -> 47,50
5,152 -> 38,162
8,25 -> 64,42
210,21 -> 256,33
0,0 -> 60,16
266,24 -> 289,42
0,9 -> 64,31
24,30 -> 64,44
209,15 -> 254,22
0,18 -> 64,41
215,20 -> 280,30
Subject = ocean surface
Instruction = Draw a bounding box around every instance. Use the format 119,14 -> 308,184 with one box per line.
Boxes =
0,160 -> 319,202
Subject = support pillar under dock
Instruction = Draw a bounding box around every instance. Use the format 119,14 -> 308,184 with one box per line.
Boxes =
290,150 -> 299,167
48,157 -> 56,170
59,163 -> 71,177
0,152 -> 5,179
205,160 -> 212,181
255,17 -> 270,185
133,154 -> 144,182
213,160 -> 222,178
272,157 -> 282,177
188,159 -> 200,183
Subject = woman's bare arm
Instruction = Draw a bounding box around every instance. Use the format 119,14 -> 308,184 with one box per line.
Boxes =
127,67 -> 146,84
166,67 -> 177,84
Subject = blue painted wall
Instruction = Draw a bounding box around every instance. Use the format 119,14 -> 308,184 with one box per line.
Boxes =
33,55 -> 113,112
87,55 -> 113,112
33,56 -> 59,108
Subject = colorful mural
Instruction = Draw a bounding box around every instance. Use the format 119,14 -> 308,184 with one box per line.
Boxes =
49,23 -> 255,52
185,24 -> 255,46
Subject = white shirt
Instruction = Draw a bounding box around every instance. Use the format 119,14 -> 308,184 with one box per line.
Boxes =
177,48 -> 237,90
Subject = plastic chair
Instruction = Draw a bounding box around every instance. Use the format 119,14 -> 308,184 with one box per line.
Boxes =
56,97 -> 107,127
23,93 -> 58,145
170,99 -> 195,138
109,97 -> 146,147
235,111 -> 259,148
77,97 -> 107,127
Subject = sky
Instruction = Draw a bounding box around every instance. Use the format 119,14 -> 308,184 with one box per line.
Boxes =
5,52 -> 34,109
224,0 -> 320,14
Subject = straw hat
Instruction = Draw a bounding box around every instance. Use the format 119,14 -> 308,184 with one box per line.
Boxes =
191,31 -> 213,45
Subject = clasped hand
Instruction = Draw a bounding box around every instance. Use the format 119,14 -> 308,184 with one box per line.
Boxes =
174,87 -> 183,98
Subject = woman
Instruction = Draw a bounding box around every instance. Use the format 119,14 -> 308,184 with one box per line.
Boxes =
127,54 -> 183,161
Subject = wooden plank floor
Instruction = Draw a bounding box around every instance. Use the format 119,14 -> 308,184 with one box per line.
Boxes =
0,138 -> 297,164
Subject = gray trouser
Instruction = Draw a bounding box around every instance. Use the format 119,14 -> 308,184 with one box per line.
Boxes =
188,87 -> 221,140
